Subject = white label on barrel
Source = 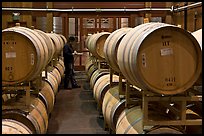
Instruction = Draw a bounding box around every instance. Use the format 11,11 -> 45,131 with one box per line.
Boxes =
6,52 -> 16,58
160,48 -> 173,56
31,54 -> 34,65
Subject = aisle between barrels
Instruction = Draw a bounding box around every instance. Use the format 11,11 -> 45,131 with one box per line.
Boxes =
46,71 -> 108,134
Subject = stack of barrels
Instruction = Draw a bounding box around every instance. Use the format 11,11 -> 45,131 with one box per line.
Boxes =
2,23 -> 66,134
85,22 -> 202,134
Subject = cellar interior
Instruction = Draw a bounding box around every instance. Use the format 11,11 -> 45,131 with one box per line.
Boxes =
2,2 -> 202,134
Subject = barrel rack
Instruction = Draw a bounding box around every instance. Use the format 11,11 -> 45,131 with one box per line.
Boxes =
2,55 -> 60,110
142,90 -> 202,131
91,57 -> 109,70
107,67 -> 202,134
2,83 -> 32,109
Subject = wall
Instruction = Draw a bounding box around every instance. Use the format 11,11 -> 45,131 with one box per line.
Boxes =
2,2 -> 32,29
172,2 -> 202,32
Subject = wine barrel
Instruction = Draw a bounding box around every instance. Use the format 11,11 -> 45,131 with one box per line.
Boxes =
104,27 -> 132,72
46,33 -> 64,57
42,71 -> 58,95
117,22 -> 202,95
85,35 -> 92,48
38,80 -> 55,115
87,64 -> 97,81
55,33 -> 65,53
54,59 -> 65,78
102,85 -> 126,131
85,56 -> 95,73
89,69 -> 109,89
2,119 -> 33,134
116,106 -> 183,134
59,34 -> 67,45
2,25 -> 49,85
93,74 -> 119,110
50,67 -> 62,85
34,29 -> 55,64
185,109 -> 202,134
2,97 -> 48,134
87,32 -> 110,60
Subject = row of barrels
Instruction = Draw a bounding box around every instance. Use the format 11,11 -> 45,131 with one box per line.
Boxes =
85,58 -> 202,134
2,24 -> 66,134
85,23 -> 202,134
86,22 -> 202,95
2,59 -> 65,134
2,23 -> 67,86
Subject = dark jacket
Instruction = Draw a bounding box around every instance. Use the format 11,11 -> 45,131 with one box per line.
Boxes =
63,43 -> 74,64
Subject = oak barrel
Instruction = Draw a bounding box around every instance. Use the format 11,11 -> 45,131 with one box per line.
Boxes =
38,80 -> 55,115
90,69 -> 109,89
2,97 -> 48,134
2,119 -> 33,134
46,33 -> 64,57
102,85 -> 126,131
54,59 -> 65,78
185,109 -> 202,134
50,67 -> 62,85
117,22 -> 202,95
34,29 -> 55,64
42,71 -> 59,95
87,64 -> 97,81
59,34 -> 67,45
85,56 -> 95,73
93,74 -> 119,110
104,27 -> 132,72
87,32 -> 110,60
2,25 -> 49,85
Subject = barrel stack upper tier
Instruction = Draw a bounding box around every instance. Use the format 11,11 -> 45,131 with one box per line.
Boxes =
2,25 -> 66,86
87,32 -> 110,60
104,22 -> 202,95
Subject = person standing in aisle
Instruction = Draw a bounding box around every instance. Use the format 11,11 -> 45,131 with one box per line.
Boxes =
63,36 -> 81,89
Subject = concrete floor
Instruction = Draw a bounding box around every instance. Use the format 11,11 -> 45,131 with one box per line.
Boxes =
46,71 -> 108,134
